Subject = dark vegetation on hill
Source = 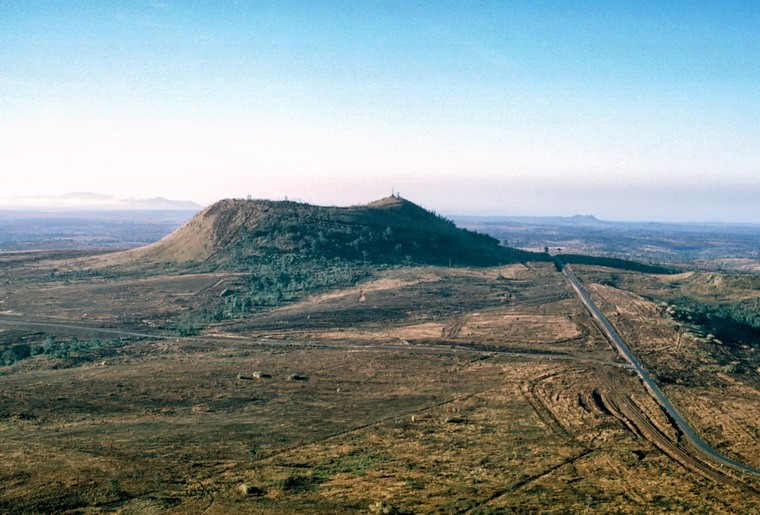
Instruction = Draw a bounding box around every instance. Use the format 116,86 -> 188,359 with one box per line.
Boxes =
667,296 -> 760,340
573,266 -> 759,356
658,275 -> 760,347
559,254 -> 676,275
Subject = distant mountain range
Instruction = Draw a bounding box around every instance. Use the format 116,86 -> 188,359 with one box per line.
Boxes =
453,214 -> 760,231
0,192 -> 202,211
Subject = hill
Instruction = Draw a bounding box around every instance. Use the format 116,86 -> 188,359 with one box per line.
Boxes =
128,196 -> 541,269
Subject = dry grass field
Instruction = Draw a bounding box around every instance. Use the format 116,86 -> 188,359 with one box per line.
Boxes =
0,254 -> 758,513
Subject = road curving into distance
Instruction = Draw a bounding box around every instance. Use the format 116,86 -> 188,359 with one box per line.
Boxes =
557,257 -> 760,477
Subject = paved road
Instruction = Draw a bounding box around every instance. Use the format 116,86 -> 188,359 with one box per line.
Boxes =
558,258 -> 760,477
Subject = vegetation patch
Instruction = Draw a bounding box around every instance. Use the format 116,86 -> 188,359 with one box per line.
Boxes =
0,332 -> 130,368
560,254 -> 676,274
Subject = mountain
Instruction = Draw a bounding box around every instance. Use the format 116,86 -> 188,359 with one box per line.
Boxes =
128,196 -> 541,268
115,197 -> 202,210
59,192 -> 114,201
454,214 -> 610,227
0,192 -> 202,211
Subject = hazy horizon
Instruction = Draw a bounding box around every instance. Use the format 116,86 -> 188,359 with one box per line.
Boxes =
2,190 -> 760,226
2,2 -> 758,223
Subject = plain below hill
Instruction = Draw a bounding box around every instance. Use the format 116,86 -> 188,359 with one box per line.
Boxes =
454,214 -> 760,270
121,195 -> 544,270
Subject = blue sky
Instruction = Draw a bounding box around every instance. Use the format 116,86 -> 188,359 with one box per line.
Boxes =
1,1 -> 759,221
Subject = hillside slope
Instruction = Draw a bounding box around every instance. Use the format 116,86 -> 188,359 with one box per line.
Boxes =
128,196 -> 540,268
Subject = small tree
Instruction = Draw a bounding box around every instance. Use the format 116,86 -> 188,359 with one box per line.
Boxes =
42,337 -> 55,353
10,344 -> 31,361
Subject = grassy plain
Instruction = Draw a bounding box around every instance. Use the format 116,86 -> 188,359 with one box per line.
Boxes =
0,253 -> 758,513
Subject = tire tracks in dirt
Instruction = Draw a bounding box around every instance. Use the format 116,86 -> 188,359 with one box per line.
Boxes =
559,259 -> 760,479
595,371 -> 759,497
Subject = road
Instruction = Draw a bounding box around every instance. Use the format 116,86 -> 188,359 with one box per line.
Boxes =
0,316 -> 633,369
557,258 -> 760,477
3,272 -> 757,480
0,317 -> 173,341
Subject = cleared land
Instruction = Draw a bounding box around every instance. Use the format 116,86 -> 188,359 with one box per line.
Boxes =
0,254 -> 758,513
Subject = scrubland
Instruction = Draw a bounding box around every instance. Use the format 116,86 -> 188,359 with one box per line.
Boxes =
1,255 -> 758,513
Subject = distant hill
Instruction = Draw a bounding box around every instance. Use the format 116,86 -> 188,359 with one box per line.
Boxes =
129,196 -> 541,268
114,197 -> 202,211
0,192 -> 202,211
454,214 -> 760,232
453,214 -> 760,270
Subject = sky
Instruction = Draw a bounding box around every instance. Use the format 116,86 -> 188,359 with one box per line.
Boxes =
1,1 -> 759,222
